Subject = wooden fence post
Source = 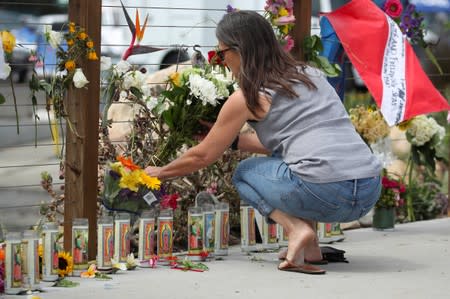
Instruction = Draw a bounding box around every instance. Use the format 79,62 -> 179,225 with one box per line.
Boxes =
291,0 -> 312,61
64,0 -> 101,260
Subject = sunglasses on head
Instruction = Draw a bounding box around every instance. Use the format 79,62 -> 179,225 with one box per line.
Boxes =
216,48 -> 232,61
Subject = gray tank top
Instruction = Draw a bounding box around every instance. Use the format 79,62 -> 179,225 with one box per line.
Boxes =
248,67 -> 382,183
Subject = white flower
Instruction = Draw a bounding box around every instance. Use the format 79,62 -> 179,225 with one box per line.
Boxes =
100,56 -> 112,71
119,90 -> 128,101
0,62 -> 11,79
122,70 -> 145,90
146,96 -> 158,111
188,74 -> 219,106
407,115 -> 444,146
73,68 -> 89,88
114,60 -> 131,76
44,25 -> 62,49
56,69 -> 67,78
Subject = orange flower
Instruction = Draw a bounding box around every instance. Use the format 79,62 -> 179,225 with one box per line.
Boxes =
86,40 -> 94,48
67,39 -> 74,47
65,60 -> 76,71
0,246 -> 5,261
117,155 -> 140,171
78,32 -> 87,40
69,22 -> 76,33
88,51 -> 98,60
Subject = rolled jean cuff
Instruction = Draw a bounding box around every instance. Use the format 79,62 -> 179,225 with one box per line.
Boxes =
257,199 -> 276,224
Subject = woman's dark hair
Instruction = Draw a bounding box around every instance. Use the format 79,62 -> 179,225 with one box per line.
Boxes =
216,10 -> 316,116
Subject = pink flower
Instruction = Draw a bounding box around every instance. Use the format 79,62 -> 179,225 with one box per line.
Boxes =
384,0 -> 403,18
283,35 -> 294,52
274,15 -> 296,26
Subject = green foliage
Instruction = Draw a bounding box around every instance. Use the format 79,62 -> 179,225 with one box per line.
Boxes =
303,35 -> 341,77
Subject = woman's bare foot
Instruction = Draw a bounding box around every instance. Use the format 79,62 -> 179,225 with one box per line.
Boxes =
278,237 -> 323,262
278,220 -> 315,268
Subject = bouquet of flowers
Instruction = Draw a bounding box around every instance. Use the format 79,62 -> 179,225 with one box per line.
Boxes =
403,115 -> 446,175
102,156 -> 161,214
349,105 -> 390,145
376,173 -> 406,209
150,63 -> 236,163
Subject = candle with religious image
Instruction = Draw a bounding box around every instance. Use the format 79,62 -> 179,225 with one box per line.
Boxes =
240,203 -> 257,252
42,222 -> 59,281
262,218 -> 279,250
21,230 -> 40,291
72,218 -> 89,275
202,204 -> 215,255
114,213 -> 130,263
187,206 -> 204,260
5,232 -> 24,294
214,202 -> 229,256
97,215 -> 114,270
138,209 -> 156,266
277,225 -> 289,247
157,209 -> 173,259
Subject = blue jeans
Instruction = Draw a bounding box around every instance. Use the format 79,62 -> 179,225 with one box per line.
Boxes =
232,157 -> 381,223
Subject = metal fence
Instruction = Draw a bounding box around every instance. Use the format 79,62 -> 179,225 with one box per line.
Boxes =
0,0 -> 449,233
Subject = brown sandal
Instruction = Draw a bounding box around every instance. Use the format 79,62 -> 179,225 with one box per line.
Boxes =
278,258 -> 326,275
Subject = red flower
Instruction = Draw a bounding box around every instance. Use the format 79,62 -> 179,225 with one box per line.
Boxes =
207,50 -> 226,66
160,193 -> 180,210
384,0 -> 403,18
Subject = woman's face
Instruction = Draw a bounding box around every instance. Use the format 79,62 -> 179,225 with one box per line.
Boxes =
218,41 -> 240,77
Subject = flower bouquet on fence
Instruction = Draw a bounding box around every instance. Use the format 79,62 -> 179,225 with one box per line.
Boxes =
102,156 -> 161,214
150,61 -> 236,163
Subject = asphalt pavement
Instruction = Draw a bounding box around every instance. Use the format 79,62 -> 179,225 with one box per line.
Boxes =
3,217 -> 449,299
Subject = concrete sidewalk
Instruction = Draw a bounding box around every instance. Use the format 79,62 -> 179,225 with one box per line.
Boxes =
4,218 -> 450,299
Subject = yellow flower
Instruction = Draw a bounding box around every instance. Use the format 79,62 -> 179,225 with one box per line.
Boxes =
140,172 -> 161,190
1,30 -> 16,54
65,60 -> 76,71
38,244 -> 43,258
67,39 -> 74,47
88,51 -> 98,60
69,22 -> 76,33
119,171 -> 140,192
78,32 -> 87,40
86,40 -> 94,48
58,251 -> 73,277
281,25 -> 289,35
278,7 -> 289,17
170,72 -> 181,87
80,264 -> 97,278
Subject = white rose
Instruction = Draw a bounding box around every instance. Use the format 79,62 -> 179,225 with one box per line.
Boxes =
44,25 -> 62,49
73,68 -> 89,88
100,56 -> 112,71
114,60 -> 131,76
0,63 -> 11,79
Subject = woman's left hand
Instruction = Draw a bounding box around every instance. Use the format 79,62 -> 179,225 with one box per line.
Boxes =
145,166 -> 163,178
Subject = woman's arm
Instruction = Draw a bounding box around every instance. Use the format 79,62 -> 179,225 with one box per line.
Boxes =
145,90 -> 252,179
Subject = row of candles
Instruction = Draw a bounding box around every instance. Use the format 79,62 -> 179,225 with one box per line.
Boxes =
3,203 -> 300,295
2,203 -> 231,295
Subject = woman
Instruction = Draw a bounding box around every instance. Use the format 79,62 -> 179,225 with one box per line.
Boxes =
145,10 -> 382,274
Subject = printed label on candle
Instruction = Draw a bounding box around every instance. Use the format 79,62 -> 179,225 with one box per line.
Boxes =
188,214 -> 204,254
72,228 -> 89,269
101,226 -> 114,267
157,219 -> 173,258
204,212 -> 215,252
